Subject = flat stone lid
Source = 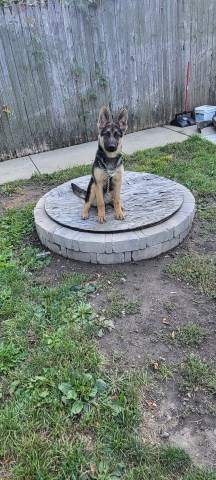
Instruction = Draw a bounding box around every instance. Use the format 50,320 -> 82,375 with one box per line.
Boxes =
45,171 -> 184,233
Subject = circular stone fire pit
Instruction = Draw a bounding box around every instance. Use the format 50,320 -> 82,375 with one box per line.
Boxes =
34,171 -> 195,264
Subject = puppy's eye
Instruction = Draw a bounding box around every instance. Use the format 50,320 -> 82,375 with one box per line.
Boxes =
114,131 -> 119,138
104,132 -> 110,137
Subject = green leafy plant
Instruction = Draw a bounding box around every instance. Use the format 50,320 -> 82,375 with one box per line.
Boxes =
71,65 -> 85,77
18,246 -> 51,270
72,301 -> 95,323
156,363 -> 173,381
0,343 -> 26,373
25,375 -> 55,407
58,372 -> 106,415
80,460 -> 124,479
43,328 -> 65,350
98,75 -> 109,87
87,89 -> 98,102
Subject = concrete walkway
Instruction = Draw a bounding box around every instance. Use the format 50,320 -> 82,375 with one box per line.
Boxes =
1,124 -> 215,185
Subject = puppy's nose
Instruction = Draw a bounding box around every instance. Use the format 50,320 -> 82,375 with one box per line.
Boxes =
108,144 -> 116,151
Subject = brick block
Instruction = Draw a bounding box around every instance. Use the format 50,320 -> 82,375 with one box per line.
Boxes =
180,225 -> 192,242
124,251 -> 132,262
78,233 -> 106,253
135,229 -> 147,249
45,239 -> 61,255
162,236 -> 180,253
165,212 -> 189,238
66,250 -> 91,262
61,246 -> 67,256
112,232 -> 139,253
35,211 -> 58,241
52,227 -> 80,249
180,202 -> 196,218
34,197 -> 45,210
97,252 -> 124,264
105,234 -> 113,253
90,253 -> 97,264
182,188 -> 195,204
132,243 -> 163,261
145,224 -> 169,246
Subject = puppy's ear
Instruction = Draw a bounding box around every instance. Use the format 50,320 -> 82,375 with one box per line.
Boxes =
97,107 -> 112,131
116,109 -> 128,134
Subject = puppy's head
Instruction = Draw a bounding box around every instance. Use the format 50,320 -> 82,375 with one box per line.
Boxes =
98,107 -> 128,158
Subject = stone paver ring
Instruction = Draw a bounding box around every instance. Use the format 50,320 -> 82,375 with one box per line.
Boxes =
34,172 -> 195,264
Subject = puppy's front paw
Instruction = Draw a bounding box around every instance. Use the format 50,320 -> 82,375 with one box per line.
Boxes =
115,208 -> 125,220
97,206 -> 106,222
97,214 -> 106,223
81,213 -> 89,220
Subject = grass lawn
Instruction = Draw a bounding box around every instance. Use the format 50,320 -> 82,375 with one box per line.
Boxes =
0,136 -> 215,479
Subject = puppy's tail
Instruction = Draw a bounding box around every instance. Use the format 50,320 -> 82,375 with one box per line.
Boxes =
71,182 -> 86,200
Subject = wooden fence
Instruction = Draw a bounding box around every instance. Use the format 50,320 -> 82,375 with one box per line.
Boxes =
0,0 -> 216,160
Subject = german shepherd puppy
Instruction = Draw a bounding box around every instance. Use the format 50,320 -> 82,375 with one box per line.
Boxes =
71,107 -> 128,222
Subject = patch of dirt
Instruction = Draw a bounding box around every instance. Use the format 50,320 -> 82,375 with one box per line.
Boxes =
2,187 -> 216,470
0,184 -> 51,216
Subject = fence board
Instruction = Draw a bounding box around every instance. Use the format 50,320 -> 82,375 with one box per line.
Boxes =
0,0 -> 216,160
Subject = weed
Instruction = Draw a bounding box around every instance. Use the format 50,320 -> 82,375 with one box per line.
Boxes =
163,301 -> 174,313
183,466 -> 216,479
0,343 -> 26,374
71,65 -> 85,77
165,254 -> 216,299
159,445 -> 191,474
87,88 -> 98,102
18,246 -> 51,270
156,363 -> 173,381
175,322 -> 205,346
80,460 -> 124,479
98,75 -> 109,87
197,198 -> 216,232
58,373 -> 107,415
0,183 -> 22,196
180,353 -> 216,394
105,291 -> 140,318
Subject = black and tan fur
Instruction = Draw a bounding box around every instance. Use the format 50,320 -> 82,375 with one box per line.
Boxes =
71,107 -> 128,222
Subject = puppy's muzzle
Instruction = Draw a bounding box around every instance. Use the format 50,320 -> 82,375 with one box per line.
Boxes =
107,144 -> 117,152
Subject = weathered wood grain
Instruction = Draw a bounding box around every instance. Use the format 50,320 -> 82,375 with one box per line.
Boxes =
0,0 -> 216,160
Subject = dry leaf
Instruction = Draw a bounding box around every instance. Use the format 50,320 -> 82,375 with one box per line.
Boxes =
2,455 -> 13,465
162,318 -> 170,325
2,105 -> 12,115
109,395 -> 118,401
152,361 -> 159,370
171,331 -> 175,339
145,399 -> 157,409
90,463 -> 96,474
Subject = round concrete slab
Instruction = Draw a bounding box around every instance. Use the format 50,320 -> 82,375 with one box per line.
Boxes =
34,173 -> 195,264
44,172 -> 184,232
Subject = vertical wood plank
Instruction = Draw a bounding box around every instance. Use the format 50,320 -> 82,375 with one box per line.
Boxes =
0,7 -> 33,157
18,4 -> 53,151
